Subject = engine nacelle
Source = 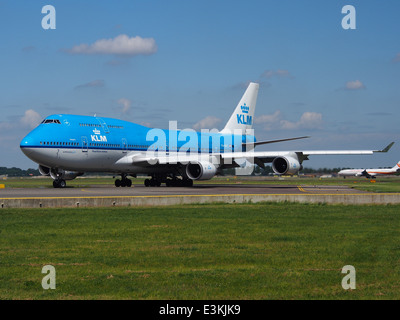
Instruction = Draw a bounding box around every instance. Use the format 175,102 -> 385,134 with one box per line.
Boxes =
38,165 -> 50,176
272,156 -> 302,175
185,161 -> 217,180
49,168 -> 83,181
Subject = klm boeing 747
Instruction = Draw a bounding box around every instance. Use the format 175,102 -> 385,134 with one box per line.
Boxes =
20,83 -> 394,188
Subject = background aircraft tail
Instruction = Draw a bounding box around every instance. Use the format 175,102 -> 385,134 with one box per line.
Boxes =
220,82 -> 259,135
392,161 -> 400,171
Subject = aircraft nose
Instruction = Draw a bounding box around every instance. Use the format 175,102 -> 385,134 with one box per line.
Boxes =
20,135 -> 32,146
20,134 -> 35,155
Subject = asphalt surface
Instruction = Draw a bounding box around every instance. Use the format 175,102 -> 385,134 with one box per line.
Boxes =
0,183 -> 366,199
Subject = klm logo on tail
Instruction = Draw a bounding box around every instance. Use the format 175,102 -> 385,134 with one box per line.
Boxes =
237,103 -> 252,125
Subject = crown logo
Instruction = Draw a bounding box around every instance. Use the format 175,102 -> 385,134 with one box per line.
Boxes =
241,103 -> 249,114
93,128 -> 101,135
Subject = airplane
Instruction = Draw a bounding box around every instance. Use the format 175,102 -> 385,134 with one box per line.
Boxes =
20,82 -> 394,188
338,161 -> 400,179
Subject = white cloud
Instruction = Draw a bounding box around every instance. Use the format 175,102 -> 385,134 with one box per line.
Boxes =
65,34 -> 157,56
117,98 -> 132,114
20,109 -> 42,129
280,112 -> 323,130
345,80 -> 365,90
0,109 -> 42,132
193,116 -> 221,131
255,110 -> 323,131
254,110 -> 282,131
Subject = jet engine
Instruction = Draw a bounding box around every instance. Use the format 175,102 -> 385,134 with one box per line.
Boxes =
39,165 -> 83,180
38,165 -> 50,176
272,156 -> 302,175
185,161 -> 217,180
50,169 -> 83,181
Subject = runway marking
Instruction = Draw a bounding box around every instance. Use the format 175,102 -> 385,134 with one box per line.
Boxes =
297,186 -> 308,193
297,185 -> 359,193
80,188 -> 99,194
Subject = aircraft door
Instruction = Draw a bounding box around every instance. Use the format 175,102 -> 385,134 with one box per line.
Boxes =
97,117 -> 110,133
122,138 -> 127,154
82,136 -> 88,152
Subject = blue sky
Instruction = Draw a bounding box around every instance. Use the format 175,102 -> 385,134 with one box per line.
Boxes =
1,0 -> 399,169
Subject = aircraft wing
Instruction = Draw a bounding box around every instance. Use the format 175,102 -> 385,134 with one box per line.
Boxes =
221,141 -> 395,162
115,152 -> 218,167
116,142 -> 394,169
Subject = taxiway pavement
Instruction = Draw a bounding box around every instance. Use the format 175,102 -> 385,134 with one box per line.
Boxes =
0,183 -> 366,199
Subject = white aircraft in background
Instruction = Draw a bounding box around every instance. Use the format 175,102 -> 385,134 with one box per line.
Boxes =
338,160 -> 400,179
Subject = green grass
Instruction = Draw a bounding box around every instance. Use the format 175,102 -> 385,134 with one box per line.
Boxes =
1,203 -> 399,299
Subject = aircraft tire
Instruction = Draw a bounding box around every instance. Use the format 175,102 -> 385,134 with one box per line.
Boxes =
115,179 -> 121,187
59,180 -> 66,188
185,179 -> 193,187
53,179 -> 66,188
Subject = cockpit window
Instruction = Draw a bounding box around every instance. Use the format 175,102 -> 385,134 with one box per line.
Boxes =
42,119 -> 61,124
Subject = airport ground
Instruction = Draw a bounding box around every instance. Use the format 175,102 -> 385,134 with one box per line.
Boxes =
2,174 -> 400,192
0,176 -> 399,300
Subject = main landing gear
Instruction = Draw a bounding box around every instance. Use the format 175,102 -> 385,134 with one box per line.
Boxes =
113,174 -> 194,188
144,178 -> 161,187
114,174 -> 132,187
53,179 -> 66,188
144,176 -> 193,187
165,178 -> 193,187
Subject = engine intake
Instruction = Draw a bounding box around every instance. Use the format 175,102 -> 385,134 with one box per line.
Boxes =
186,161 -> 217,180
272,156 -> 302,175
38,165 -> 50,176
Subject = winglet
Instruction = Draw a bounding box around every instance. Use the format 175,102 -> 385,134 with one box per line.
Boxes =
377,142 -> 395,153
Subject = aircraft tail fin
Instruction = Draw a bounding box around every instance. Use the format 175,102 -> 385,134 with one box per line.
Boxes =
220,82 -> 259,135
392,161 -> 400,171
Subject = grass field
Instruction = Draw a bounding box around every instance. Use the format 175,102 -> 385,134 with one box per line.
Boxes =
1,203 -> 399,300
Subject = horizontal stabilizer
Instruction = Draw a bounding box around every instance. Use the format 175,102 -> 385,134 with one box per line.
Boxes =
243,136 -> 310,148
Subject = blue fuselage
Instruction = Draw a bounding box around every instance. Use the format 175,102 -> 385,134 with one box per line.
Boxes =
20,114 -> 255,173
